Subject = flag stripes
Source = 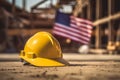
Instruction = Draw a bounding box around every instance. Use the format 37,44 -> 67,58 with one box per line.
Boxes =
53,11 -> 93,44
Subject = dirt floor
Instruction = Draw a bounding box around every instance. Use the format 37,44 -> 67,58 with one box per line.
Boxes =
0,61 -> 120,80
1,53 -> 120,80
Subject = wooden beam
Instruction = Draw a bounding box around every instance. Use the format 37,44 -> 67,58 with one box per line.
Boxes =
81,0 -> 89,7
73,0 -> 88,16
22,0 -> 26,12
31,0 -> 47,10
12,0 -> 15,14
93,12 -> 120,26
7,29 -> 52,36
73,0 -> 82,16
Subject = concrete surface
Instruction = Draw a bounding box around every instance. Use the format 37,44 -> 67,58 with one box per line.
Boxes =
0,53 -> 120,80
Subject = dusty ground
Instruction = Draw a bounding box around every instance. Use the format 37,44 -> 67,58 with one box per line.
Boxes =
1,61 -> 120,80
0,54 -> 120,80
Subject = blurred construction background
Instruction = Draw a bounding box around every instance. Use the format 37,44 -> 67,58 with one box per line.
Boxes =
0,0 -> 120,54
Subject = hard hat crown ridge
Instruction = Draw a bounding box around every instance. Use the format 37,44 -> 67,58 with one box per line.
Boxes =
20,32 -> 69,66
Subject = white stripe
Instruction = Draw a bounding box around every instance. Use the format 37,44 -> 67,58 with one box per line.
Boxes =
71,16 -> 93,25
75,18 -> 92,25
70,23 -> 92,33
54,26 -> 91,40
54,26 -> 90,41
55,23 -> 69,28
77,23 -> 92,29
55,23 -> 91,37
53,31 -> 89,44
70,24 -> 92,34
55,23 -> 82,33
71,20 -> 92,29
71,19 -> 92,29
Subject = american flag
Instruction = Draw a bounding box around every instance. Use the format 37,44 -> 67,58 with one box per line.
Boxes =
53,10 -> 93,44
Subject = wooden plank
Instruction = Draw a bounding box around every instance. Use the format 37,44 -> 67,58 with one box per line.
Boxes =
93,12 -> 120,26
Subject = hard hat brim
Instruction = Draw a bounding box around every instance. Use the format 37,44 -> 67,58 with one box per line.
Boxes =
20,56 -> 69,67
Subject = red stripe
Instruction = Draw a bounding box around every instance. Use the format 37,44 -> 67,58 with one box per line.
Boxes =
53,30 -> 89,44
71,16 -> 93,26
71,20 -> 93,29
55,23 -> 91,36
70,23 -> 92,34
54,25 -> 90,41
54,23 -> 91,38
54,27 -> 90,41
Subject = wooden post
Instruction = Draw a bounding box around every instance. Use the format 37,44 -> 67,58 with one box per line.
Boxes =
12,0 -> 15,15
95,0 -> 101,49
108,0 -> 113,46
73,0 -> 82,17
22,0 -> 26,12
30,9 -> 34,28
87,0 -> 91,20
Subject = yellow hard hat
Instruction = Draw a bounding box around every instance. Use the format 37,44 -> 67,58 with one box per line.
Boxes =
20,32 -> 69,66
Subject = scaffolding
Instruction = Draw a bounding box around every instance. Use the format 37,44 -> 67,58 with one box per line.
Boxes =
75,0 -> 120,53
